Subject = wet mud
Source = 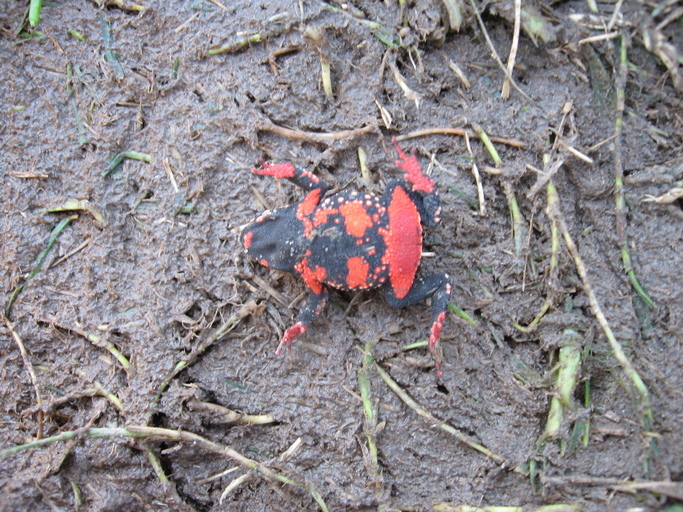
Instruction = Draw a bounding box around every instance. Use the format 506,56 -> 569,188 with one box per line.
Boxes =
1,1 -> 682,511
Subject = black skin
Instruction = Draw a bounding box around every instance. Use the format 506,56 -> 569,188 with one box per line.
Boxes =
241,142 -> 452,374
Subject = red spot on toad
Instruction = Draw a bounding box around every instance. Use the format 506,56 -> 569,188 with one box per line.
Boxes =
382,187 -> 422,299
243,231 -> 253,249
295,257 -> 327,294
346,256 -> 370,289
297,189 -> 322,236
339,200 -> 373,238
313,207 -> 338,227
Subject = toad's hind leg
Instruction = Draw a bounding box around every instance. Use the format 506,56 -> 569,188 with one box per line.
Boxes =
385,273 -> 451,375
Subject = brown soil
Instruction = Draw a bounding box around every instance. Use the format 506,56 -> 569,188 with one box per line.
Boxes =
1,1 -> 682,511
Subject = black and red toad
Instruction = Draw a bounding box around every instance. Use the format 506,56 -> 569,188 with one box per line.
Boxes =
241,141 -> 451,374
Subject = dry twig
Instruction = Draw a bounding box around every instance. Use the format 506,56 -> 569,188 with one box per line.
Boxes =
501,0 -> 522,99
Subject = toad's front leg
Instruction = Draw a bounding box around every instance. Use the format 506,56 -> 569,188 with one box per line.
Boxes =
275,286 -> 329,355
385,272 -> 451,375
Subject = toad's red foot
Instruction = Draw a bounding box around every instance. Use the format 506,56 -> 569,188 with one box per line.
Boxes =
253,161 -> 297,178
429,311 -> 447,377
275,322 -> 308,355
393,139 -> 434,194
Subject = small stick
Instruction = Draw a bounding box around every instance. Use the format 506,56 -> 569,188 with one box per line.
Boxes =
357,343 -> 386,507
612,35 -> 654,308
21,388 -> 100,416
358,147 -> 372,185
258,120 -> 376,143
482,166 -> 504,175
157,301 -> 261,396
471,124 -> 502,166
187,400 -> 276,425
389,60 -> 422,108
220,473 -> 253,503
467,0 -> 535,104
304,27 -> 333,99
174,12 -> 199,34
607,0 -> 625,31
527,158 -> 565,200
4,317 -> 43,438
56,323 -> 131,370
642,186 -> 683,204
586,134 -> 617,153
72,104 -> 87,145
208,33 -> 262,55
0,426 -> 330,512
375,363 -> 523,473
374,100 -> 393,128
472,163 -> 486,216
251,275 -> 289,307
558,141 -> 593,164
578,32 -> 620,44
163,159 -> 179,193
91,379 -> 125,412
38,199 -> 106,225
465,130 -> 487,216
132,426 -> 330,511
102,0 -> 144,11
395,127 -> 525,148
546,182 -> 654,429
48,239 -> 91,269
656,6 -> 683,31
5,215 -> 77,318
98,13 -> 124,80
501,0 -> 522,100
144,444 -> 169,483
502,181 -> 526,257
9,171 -> 49,179
540,475 -> 683,501
512,216 -> 559,332
538,339 -> 582,446
447,304 -> 477,326
195,466 -> 239,485
207,0 -> 229,12
103,150 -> 153,178
446,59 -> 470,89
317,0 -> 397,46
321,59 -> 333,99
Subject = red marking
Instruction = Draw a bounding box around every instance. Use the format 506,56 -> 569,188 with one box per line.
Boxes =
382,187 -> 422,299
429,311 -> 447,376
253,162 -> 296,178
297,189 -> 322,236
301,169 -> 320,183
346,256 -> 370,289
339,201 -> 373,238
295,257 -> 326,294
313,207 -> 338,227
276,322 -> 308,355
260,259 -> 269,267
430,311 -> 447,349
393,141 -> 434,193
243,231 -> 253,249
255,211 -> 271,223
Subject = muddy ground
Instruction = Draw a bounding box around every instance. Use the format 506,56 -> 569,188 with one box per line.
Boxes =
1,1 -> 682,511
